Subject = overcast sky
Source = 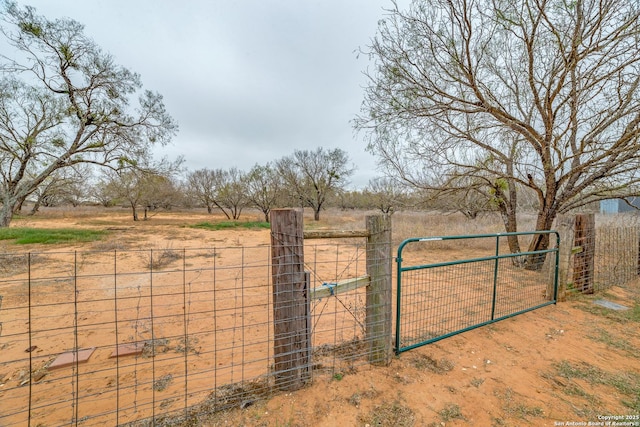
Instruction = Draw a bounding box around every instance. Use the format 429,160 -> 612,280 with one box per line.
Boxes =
10,0 -> 406,189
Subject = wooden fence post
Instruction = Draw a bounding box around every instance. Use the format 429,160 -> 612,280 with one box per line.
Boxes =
365,214 -> 393,366
573,213 -> 595,294
636,232 -> 640,276
270,209 -> 310,391
555,215 -> 575,302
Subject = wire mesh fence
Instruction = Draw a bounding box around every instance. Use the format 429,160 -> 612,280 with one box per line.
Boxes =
593,223 -> 640,290
0,239 -> 373,427
558,214 -> 640,296
1,211 -> 638,426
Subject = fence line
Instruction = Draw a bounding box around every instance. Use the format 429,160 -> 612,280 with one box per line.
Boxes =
0,212 -> 638,426
0,238 -> 375,426
556,214 -> 640,297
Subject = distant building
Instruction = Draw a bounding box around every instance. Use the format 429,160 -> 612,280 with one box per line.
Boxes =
600,197 -> 640,214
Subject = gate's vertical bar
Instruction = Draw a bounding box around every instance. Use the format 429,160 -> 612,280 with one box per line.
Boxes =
395,242 -> 403,355
366,215 -> 392,366
270,209 -> 310,391
491,236 -> 499,320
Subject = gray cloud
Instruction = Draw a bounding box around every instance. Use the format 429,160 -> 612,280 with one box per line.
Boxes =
10,0 -> 403,188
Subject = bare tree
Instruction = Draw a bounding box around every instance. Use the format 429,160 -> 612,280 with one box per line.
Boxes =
27,166 -> 88,214
276,147 -> 354,221
185,167 -> 248,219
245,163 -> 283,222
186,168 -> 220,214
0,3 -> 176,227
90,177 -> 117,207
365,177 -> 406,215
104,169 -> 176,221
216,167 -> 248,220
356,0 -> 640,268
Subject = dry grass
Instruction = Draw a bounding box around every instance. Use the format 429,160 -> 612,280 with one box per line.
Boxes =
358,400 -> 416,427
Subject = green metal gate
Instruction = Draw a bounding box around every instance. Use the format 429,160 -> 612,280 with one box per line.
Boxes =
395,231 -> 559,354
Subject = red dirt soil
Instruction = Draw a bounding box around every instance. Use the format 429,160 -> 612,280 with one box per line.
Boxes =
1,208 -> 638,426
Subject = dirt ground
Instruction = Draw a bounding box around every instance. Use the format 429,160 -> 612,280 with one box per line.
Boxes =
2,207 -> 640,426
216,286 -> 640,427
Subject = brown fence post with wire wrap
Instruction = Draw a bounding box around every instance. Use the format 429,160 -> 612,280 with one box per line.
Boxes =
573,213 -> 595,294
365,214 -> 392,366
270,209 -> 310,391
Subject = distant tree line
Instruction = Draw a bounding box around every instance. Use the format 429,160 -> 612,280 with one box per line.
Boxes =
12,146 -> 554,222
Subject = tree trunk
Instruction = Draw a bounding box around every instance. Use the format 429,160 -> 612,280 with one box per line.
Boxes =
131,203 -> 139,221
497,203 -> 521,254
525,210 -> 556,270
215,203 -> 231,219
13,196 -> 25,215
493,180 -> 521,256
313,207 -> 320,221
0,200 -> 15,227
29,197 -> 42,216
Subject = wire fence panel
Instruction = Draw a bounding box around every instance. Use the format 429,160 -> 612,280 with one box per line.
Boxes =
0,242 -> 371,427
395,232 -> 559,354
3,214 -> 636,425
307,242 -> 369,369
558,215 -> 640,296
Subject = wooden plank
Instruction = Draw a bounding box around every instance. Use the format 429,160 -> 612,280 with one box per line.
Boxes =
270,209 -> 310,391
365,215 -> 393,366
573,213 -> 595,294
303,229 -> 369,239
310,275 -> 370,300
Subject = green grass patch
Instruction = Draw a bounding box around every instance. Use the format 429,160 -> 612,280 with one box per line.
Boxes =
496,388 -> 544,420
438,403 -> 465,422
411,354 -> 455,374
550,360 -> 640,411
190,221 -> 270,231
0,227 -> 107,244
572,289 -> 640,324
576,301 -> 640,323
586,329 -> 639,357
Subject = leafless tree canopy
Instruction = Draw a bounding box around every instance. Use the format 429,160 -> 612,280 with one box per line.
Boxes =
0,3 -> 176,226
276,147 -> 354,221
356,0 -> 640,256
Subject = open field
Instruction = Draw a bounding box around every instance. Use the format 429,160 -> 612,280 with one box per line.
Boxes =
0,207 -> 638,426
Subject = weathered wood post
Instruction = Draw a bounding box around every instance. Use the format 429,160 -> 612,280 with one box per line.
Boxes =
365,214 -> 393,366
554,215 -> 575,302
573,213 -> 595,294
636,231 -> 640,276
270,209 -> 310,391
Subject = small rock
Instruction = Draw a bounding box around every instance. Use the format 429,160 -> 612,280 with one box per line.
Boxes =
32,370 -> 47,382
